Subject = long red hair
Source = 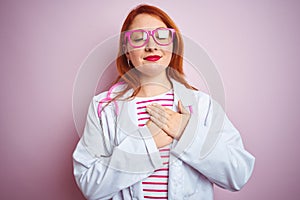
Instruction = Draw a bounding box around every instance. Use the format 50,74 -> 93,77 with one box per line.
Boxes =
111,4 -> 195,101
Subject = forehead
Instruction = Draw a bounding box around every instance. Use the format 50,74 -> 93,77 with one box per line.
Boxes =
128,14 -> 167,30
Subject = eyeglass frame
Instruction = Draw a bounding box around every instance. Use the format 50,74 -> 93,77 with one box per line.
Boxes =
124,27 -> 176,48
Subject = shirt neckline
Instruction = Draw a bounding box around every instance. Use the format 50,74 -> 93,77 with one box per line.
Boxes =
133,89 -> 173,100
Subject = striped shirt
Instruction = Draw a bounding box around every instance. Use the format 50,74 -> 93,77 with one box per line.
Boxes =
134,90 -> 174,200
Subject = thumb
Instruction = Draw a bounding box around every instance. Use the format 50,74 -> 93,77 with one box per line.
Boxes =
178,100 -> 189,114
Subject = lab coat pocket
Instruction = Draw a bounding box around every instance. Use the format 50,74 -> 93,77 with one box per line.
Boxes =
183,167 -> 200,199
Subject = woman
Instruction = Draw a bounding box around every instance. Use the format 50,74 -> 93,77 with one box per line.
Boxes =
73,4 -> 255,200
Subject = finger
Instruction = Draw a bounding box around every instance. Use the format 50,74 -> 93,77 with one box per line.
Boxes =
149,103 -> 174,117
147,106 -> 168,123
178,100 -> 189,114
163,106 -> 176,115
146,104 -> 163,116
150,116 -> 169,132
149,103 -> 166,113
146,120 -> 162,137
147,104 -> 169,118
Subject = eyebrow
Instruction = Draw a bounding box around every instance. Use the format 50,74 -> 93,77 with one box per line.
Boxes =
127,26 -> 168,31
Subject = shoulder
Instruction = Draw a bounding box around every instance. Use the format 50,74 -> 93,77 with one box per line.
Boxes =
171,79 -> 210,107
93,91 -> 109,103
191,89 -> 210,102
92,82 -> 128,103
191,89 -> 224,113
91,82 -> 129,116
182,87 -> 225,119
94,82 -> 128,101
182,86 -> 212,109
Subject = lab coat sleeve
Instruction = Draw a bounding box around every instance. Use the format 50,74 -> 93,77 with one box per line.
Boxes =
73,97 -> 163,200
171,96 -> 255,191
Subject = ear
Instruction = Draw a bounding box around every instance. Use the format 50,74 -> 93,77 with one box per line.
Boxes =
122,44 -> 126,53
122,45 -> 131,60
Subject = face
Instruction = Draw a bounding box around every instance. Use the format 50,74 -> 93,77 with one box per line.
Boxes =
124,14 -> 173,78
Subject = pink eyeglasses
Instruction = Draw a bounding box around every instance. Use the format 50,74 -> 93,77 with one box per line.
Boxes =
124,27 -> 175,48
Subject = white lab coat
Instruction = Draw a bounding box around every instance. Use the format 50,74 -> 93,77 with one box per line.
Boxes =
73,79 -> 255,200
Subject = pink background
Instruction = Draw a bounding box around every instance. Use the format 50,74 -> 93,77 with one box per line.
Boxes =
1,0 -> 300,199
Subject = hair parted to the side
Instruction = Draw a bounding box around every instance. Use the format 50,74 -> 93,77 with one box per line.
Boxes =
110,4 -> 196,102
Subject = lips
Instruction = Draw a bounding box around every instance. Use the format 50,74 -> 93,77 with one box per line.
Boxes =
144,55 -> 161,61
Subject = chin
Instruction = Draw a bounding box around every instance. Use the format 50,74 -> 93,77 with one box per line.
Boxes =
135,63 -> 168,77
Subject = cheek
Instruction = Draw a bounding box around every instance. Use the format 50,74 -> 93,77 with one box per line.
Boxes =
163,44 -> 173,56
163,47 -> 173,64
127,49 -> 143,63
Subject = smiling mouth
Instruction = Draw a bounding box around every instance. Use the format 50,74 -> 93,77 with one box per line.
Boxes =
144,55 -> 161,61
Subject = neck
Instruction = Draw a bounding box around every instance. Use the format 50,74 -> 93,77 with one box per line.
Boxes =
137,71 -> 172,97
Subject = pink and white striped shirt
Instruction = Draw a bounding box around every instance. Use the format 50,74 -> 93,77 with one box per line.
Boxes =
134,90 -> 174,200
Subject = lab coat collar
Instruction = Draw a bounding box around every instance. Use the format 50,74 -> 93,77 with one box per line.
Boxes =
116,79 -> 197,134
120,78 -> 196,105
171,79 -> 196,107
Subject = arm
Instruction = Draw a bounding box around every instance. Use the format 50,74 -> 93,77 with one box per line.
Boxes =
73,97 -> 163,199
147,97 -> 255,191
172,98 -> 255,191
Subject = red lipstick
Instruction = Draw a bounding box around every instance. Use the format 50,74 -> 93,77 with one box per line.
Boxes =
144,55 -> 161,61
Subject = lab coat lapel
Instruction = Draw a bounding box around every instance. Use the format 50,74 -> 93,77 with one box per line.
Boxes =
116,89 -> 139,135
168,80 -> 199,200
171,79 -> 197,108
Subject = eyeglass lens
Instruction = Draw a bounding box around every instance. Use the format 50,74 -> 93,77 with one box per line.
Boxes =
129,29 -> 173,47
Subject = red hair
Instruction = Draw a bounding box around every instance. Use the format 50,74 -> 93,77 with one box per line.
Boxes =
111,4 -> 196,101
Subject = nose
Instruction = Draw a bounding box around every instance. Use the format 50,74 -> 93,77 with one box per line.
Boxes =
145,34 -> 158,51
